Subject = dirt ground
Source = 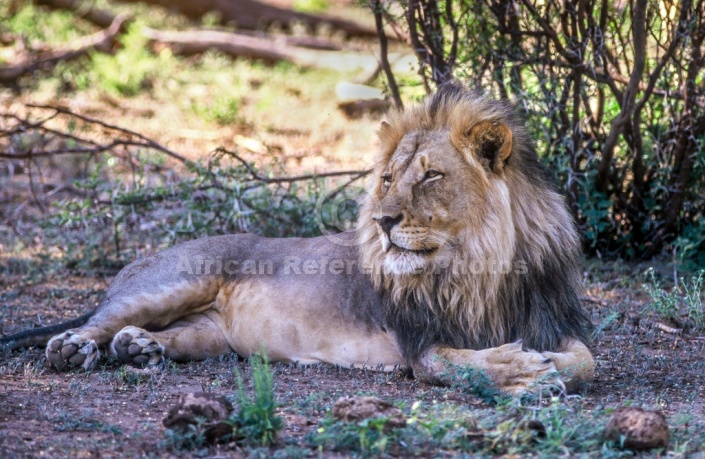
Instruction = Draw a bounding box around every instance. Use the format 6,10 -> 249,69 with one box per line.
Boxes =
1,265 -> 704,457
1,3 -> 704,454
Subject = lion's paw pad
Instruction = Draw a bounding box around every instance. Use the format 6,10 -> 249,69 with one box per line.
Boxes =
110,326 -> 164,366
46,331 -> 100,371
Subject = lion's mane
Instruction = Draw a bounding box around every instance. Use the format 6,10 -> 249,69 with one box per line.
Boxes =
358,83 -> 591,363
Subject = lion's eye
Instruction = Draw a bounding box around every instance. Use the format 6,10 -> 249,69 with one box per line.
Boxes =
423,170 -> 443,182
382,174 -> 392,188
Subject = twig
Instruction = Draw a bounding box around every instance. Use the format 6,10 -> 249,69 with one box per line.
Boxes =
370,0 -> 403,109
655,322 -> 682,335
215,148 -> 371,184
0,16 -> 127,82
24,104 -> 193,165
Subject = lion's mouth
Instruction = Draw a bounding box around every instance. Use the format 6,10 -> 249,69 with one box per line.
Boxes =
387,242 -> 438,256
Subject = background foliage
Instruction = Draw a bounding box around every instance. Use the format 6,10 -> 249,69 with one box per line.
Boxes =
381,0 -> 705,264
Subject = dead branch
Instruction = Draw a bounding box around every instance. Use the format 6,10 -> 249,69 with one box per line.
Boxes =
655,322 -> 683,335
0,15 -> 127,83
115,0 -> 380,39
35,0 -> 122,29
24,104 -> 192,165
1,106 -> 370,185
215,148 -> 370,184
142,27 -> 311,65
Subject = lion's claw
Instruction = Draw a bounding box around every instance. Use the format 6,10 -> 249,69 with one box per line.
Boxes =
110,326 -> 164,367
46,331 -> 100,371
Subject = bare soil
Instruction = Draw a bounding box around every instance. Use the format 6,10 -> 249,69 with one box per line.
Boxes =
1,265 -> 704,457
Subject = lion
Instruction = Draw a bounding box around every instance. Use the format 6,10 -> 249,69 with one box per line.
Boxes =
1,83 -> 594,395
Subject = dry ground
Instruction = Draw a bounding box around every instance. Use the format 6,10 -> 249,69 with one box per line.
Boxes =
1,264 -> 704,457
1,3 -> 704,455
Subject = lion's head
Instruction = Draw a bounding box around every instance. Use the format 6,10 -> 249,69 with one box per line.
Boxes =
357,83 -> 590,362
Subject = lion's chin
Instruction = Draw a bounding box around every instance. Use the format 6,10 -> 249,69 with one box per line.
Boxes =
382,251 -> 429,275
381,245 -> 444,275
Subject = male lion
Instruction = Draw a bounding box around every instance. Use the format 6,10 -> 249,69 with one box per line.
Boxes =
2,83 -> 594,394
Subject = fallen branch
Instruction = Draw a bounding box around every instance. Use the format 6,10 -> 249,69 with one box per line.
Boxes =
142,27 -> 309,65
35,0 -> 122,29
0,16 -> 127,83
35,0 -> 345,52
117,0 -> 380,39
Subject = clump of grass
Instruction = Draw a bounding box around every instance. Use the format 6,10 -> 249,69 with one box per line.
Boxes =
192,96 -> 242,125
231,353 -> 283,446
311,414 -> 399,455
643,268 -> 705,331
452,365 -> 505,405
163,353 -> 282,451
293,0 -> 330,13
90,22 -> 163,96
308,394 -> 636,457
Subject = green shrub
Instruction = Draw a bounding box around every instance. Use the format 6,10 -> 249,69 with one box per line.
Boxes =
231,353 -> 283,446
643,268 -> 705,332
90,23 -> 158,96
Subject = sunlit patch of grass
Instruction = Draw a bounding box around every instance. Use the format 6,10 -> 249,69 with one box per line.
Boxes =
643,268 -> 705,332
1,3 -> 94,44
293,0 -> 330,13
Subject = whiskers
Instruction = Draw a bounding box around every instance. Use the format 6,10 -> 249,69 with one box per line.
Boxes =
426,229 -> 457,249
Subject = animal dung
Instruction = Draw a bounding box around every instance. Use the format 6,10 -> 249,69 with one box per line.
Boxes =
333,396 -> 406,429
603,406 -> 669,451
163,392 -> 234,444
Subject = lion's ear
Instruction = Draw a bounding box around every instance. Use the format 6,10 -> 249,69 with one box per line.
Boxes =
379,120 -> 392,136
466,121 -> 513,173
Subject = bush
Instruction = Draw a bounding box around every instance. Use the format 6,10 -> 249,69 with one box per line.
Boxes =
376,0 -> 705,262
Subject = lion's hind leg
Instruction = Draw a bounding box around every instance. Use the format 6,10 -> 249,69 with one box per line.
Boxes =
110,326 -> 165,366
45,274 -> 222,371
110,312 -> 231,366
46,331 -> 100,371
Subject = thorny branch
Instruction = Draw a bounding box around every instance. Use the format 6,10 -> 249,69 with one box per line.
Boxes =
0,106 -> 371,254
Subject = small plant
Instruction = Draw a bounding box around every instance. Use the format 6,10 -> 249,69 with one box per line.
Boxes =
230,353 -> 283,446
311,415 -> 398,455
643,268 -> 705,331
293,0 -> 330,13
90,22 -> 159,96
193,96 -> 242,126
161,418 -> 210,451
444,362 -> 504,405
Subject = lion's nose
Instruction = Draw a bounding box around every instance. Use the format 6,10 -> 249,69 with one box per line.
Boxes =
374,214 -> 403,236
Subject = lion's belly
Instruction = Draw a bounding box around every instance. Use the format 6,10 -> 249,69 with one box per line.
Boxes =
210,275 -> 405,371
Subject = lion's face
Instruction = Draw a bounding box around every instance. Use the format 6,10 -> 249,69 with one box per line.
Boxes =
368,121 -> 513,275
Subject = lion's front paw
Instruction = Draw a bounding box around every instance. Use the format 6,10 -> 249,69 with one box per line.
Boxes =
46,331 -> 100,371
110,326 -> 164,366
482,341 -> 565,395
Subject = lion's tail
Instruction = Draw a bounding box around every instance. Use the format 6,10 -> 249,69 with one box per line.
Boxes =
0,311 -> 94,350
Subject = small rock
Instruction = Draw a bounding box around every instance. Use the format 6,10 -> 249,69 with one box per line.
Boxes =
333,396 -> 406,428
604,406 -> 669,450
163,392 -> 234,444
335,81 -> 389,118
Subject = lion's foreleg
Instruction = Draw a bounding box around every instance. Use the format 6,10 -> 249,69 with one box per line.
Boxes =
413,342 -> 565,395
541,339 -> 594,392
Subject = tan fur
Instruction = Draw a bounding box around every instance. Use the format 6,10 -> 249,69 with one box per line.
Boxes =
10,87 -> 594,395
359,98 -> 574,345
